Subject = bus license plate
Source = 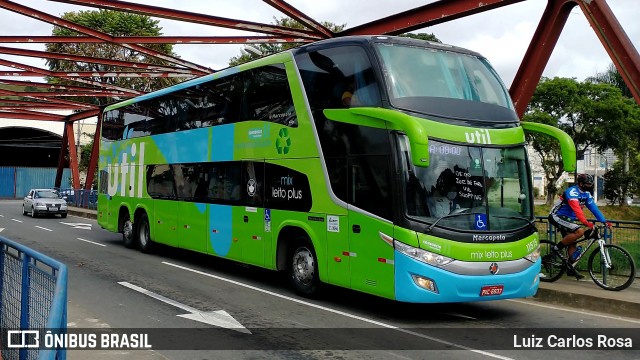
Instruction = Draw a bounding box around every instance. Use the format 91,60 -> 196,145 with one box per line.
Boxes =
480,285 -> 503,296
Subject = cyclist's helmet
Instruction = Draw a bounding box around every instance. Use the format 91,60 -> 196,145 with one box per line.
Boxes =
576,173 -> 594,191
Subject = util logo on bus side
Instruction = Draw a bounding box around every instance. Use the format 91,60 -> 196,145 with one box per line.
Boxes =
107,142 -> 145,197
464,129 -> 492,144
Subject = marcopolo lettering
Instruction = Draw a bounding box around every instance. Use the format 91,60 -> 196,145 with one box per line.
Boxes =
472,234 -> 506,242
107,142 -> 145,198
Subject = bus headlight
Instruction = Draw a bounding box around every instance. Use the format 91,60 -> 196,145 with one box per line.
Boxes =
524,246 -> 540,263
395,241 -> 454,267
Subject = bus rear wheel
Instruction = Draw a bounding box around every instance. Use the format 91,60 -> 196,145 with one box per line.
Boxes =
137,213 -> 153,253
122,215 -> 135,249
289,239 -> 320,297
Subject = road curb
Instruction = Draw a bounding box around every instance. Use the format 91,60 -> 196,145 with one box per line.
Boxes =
533,287 -> 640,319
68,209 -> 97,219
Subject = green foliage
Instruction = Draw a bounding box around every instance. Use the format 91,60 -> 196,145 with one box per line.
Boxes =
227,19 -> 441,66
228,17 -> 346,66
45,10 -> 181,105
604,153 -> 640,205
525,76 -> 638,204
399,33 -> 441,43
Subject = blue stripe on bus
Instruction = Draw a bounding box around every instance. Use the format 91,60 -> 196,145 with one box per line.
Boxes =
151,125 -> 233,163
210,125 -> 234,161
209,204 -> 233,256
394,251 -> 539,303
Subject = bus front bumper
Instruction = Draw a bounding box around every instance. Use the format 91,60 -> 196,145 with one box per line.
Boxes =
394,250 -> 540,303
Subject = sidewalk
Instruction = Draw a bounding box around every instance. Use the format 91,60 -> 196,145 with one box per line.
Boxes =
68,206 -> 640,319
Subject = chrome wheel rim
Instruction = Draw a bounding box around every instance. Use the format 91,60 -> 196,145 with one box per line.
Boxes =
292,247 -> 315,285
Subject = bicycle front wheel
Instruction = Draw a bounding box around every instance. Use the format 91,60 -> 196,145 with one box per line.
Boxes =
588,244 -> 636,291
539,240 -> 565,282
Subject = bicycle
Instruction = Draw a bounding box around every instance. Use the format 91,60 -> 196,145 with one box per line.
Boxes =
539,224 -> 636,291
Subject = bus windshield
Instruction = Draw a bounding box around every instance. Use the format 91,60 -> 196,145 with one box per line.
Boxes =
400,137 -> 532,231
375,42 -> 514,111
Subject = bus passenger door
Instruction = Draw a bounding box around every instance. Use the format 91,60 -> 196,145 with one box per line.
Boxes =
347,156 -> 395,299
238,161 -> 266,267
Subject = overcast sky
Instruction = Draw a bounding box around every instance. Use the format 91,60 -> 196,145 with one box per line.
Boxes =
0,0 -> 638,88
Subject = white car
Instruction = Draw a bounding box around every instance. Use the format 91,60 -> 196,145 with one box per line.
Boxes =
22,189 -> 68,218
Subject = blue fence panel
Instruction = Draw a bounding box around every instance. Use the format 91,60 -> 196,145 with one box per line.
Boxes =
0,236 -> 68,360
0,167 -> 16,199
15,168 -> 71,199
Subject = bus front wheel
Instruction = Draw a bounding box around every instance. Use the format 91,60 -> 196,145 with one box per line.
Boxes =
289,239 -> 320,297
137,213 -> 153,253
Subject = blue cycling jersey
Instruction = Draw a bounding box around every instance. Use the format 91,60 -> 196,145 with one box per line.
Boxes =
551,185 -> 606,223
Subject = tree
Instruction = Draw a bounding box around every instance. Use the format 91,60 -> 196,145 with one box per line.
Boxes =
399,32 -> 441,43
228,17 -> 346,66
586,63 -> 632,98
524,77 -> 632,205
45,10 -> 181,105
228,18 -> 441,66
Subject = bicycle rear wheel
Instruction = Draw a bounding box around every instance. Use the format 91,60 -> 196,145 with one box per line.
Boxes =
539,240 -> 565,282
588,244 -> 636,291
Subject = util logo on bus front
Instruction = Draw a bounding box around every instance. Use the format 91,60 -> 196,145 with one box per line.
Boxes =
107,142 -> 145,198
464,129 -> 492,144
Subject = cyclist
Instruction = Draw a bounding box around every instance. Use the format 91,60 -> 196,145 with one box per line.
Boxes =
548,173 -> 612,279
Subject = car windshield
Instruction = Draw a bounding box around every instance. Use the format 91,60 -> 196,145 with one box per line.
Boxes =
36,191 -> 60,199
399,137 -> 533,231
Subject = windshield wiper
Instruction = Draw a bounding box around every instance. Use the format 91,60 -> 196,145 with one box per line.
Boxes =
426,210 -> 471,232
490,215 -> 537,232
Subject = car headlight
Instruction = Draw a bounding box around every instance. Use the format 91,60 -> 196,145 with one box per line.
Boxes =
524,245 -> 540,263
395,240 -> 454,267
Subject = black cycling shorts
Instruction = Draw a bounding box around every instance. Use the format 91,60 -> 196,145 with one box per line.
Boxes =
548,213 -> 581,237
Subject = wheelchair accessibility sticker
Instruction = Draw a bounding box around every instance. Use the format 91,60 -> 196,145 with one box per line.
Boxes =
474,213 -> 487,230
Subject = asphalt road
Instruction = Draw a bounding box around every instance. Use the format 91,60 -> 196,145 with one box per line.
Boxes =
0,200 -> 638,360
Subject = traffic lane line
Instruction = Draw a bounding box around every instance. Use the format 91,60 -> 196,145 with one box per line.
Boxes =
35,226 -> 53,231
162,261 -> 512,360
77,237 -> 106,247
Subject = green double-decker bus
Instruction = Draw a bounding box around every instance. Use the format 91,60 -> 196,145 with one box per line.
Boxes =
98,35 -> 575,302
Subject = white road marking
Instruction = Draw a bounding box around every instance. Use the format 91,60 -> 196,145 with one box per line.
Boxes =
77,238 -> 106,247
507,298 -> 640,324
0,214 -> 4,217
0,228 -> 3,232
60,221 -> 92,230
119,281 -> 250,334
35,226 -> 52,232
162,261 -> 512,360
11,219 -> 22,223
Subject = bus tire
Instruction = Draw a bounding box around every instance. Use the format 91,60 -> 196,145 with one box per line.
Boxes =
137,213 -> 153,253
288,238 -> 320,297
122,213 -> 136,249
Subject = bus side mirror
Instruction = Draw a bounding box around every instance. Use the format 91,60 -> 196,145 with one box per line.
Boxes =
323,108 -> 430,167
521,121 -> 576,172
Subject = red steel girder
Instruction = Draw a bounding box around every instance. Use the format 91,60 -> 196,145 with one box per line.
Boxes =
15,91 -> 128,97
0,0 -> 214,74
0,45 -> 198,75
510,0 -> 576,117
0,78 -> 103,92
0,58 -> 142,95
262,0 -> 333,38
0,88 -> 98,109
0,99 -> 83,108
577,0 -> 640,105
0,71 -> 195,78
64,120 -> 80,188
0,36 -> 312,44
0,111 -> 64,121
0,105 -> 81,111
84,112 -> 102,191
49,0 -> 323,40
342,0 -> 524,36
